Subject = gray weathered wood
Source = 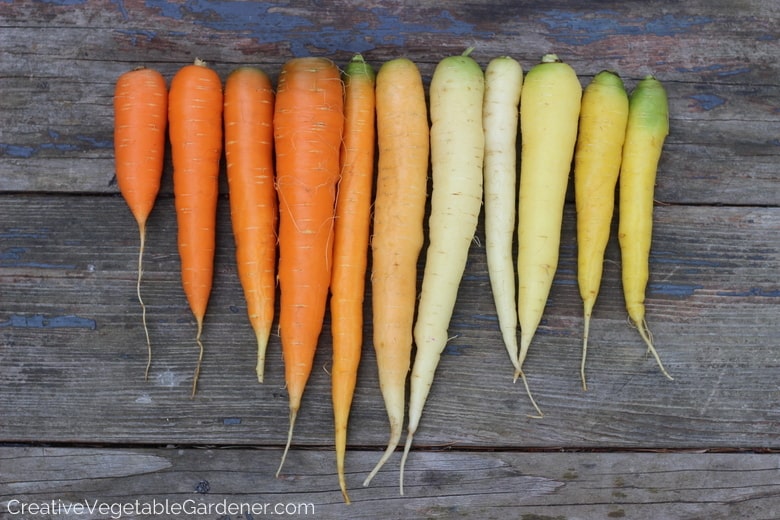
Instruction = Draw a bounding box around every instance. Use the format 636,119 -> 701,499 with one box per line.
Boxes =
0,0 -> 778,515
2,447 -> 779,519
1,196 -> 778,448
1,1 -> 779,204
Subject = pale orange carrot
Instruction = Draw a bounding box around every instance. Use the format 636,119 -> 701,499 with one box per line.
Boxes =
363,57 -> 429,488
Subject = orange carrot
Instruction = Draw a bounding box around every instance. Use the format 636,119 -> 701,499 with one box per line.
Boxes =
362,57 -> 429,488
168,58 -> 223,397
330,54 -> 376,504
113,66 -> 167,380
274,57 -> 344,476
223,66 -> 277,383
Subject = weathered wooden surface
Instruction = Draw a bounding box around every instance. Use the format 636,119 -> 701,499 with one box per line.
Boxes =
3,447 -> 780,520
1,0 -> 779,517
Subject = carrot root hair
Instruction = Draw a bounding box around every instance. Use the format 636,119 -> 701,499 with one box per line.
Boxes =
399,430 -> 414,496
135,221 -> 153,381
633,317 -> 673,381
255,333 -> 269,383
362,423 -> 402,487
581,299 -> 595,391
515,370 -> 544,418
191,317 -> 205,398
276,408 -> 298,478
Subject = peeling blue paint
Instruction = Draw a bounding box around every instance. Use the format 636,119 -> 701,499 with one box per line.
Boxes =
0,314 -> 97,330
1,134 -> 107,158
222,417 -> 242,425
649,282 -> 702,298
539,10 -> 711,46
111,0 -> 129,20
689,93 -> 726,111
0,247 -> 76,269
1,143 -> 36,158
76,135 -> 113,149
143,1 -> 488,56
40,142 -> 80,152
36,0 -> 87,4
443,340 -> 470,356
0,229 -> 51,240
0,247 -> 27,261
676,63 -> 751,77
717,287 -> 780,298
116,28 -> 159,45
650,252 -> 722,268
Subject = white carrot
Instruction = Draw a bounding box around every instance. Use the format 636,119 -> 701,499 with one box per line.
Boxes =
482,56 -> 523,377
400,48 -> 485,495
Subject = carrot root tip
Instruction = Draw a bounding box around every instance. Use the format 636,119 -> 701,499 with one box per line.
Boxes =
635,318 -> 674,381
518,370 -> 544,419
362,426 -> 402,487
398,431 -> 415,496
581,311 -> 592,391
276,408 -> 298,478
190,319 -> 205,398
136,223 -> 152,382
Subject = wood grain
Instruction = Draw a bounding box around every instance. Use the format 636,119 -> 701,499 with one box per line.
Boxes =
2,447 -> 779,519
0,0 -> 778,516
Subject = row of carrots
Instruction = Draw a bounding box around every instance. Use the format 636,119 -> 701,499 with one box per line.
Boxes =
113,50 -> 671,503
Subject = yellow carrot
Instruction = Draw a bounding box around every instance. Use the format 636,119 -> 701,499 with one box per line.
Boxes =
618,75 -> 673,380
574,70 -> 629,390
516,54 -> 582,397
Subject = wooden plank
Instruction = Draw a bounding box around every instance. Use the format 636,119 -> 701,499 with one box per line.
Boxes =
1,195 -> 778,448
1,3 -> 779,204
1,447 -> 779,519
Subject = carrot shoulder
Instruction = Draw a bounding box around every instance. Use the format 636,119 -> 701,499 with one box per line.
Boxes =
224,66 -> 277,384
168,58 -> 223,397
274,57 -> 345,476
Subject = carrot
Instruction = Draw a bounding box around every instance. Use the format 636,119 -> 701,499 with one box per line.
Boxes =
362,57 -> 429,488
516,54 -> 582,386
400,48 -> 484,495
574,70 -> 629,390
330,54 -> 375,504
223,66 -> 277,384
273,57 -> 344,477
482,56 -> 523,379
168,58 -> 223,397
113,66 -> 167,380
618,75 -> 673,380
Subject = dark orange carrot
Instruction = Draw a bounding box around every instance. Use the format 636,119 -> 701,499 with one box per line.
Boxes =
223,66 -> 277,383
113,66 -> 167,380
168,58 -> 223,397
273,57 -> 344,477
330,54 -> 376,504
